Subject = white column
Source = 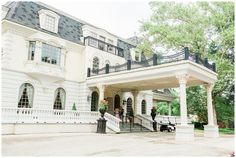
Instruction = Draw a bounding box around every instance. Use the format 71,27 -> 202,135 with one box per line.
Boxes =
168,102 -> 171,116
176,74 -> 189,126
205,84 -> 214,125
203,83 -> 219,137
97,84 -> 105,101
131,90 -> 139,115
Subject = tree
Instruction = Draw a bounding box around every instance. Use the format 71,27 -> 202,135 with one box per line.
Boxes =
72,103 -> 77,111
139,2 -> 234,126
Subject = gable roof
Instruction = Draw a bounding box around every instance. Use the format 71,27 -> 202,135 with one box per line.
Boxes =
3,1 -> 84,44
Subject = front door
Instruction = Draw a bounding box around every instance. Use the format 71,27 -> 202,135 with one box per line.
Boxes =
114,95 -> 120,110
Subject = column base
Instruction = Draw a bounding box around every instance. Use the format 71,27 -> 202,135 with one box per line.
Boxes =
175,125 -> 194,141
204,125 -> 219,138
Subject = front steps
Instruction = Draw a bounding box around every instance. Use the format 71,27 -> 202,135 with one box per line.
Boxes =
119,122 -> 152,133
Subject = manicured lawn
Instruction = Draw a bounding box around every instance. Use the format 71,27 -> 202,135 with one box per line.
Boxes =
195,128 -> 234,135
219,128 -> 234,135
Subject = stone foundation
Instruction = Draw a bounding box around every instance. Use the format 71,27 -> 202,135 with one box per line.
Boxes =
204,125 -> 219,138
175,125 -> 194,141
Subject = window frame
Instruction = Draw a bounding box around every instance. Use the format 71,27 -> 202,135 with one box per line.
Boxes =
41,43 -> 61,66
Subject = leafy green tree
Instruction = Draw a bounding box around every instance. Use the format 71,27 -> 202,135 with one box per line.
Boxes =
72,103 -> 77,111
139,1 -> 234,126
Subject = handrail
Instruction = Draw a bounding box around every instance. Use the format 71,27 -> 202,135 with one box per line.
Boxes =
136,114 -> 154,131
104,112 -> 121,133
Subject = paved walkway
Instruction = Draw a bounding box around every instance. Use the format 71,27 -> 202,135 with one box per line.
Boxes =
2,131 -> 234,156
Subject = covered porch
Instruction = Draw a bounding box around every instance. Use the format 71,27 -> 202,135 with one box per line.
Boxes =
86,55 -> 218,140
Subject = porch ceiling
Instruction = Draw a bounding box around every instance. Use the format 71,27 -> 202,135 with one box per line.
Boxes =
86,60 -> 217,91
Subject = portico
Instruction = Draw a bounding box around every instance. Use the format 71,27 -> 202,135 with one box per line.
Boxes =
87,59 -> 218,140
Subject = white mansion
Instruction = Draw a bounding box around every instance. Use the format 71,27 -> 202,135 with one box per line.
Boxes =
2,2 -> 219,140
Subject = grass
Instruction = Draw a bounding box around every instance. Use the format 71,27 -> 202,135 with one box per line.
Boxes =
195,127 -> 234,135
219,128 -> 234,135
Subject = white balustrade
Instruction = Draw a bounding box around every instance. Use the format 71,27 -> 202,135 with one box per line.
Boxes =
104,112 -> 121,132
136,114 -> 154,131
1,107 -> 99,124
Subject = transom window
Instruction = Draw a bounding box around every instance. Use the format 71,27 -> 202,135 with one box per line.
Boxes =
18,83 -> 34,108
53,88 -> 66,110
41,43 -> 61,65
141,100 -> 146,114
28,41 -> 36,60
44,15 -> 56,32
92,57 -> 99,74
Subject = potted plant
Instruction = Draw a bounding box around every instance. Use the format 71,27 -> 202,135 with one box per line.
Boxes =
151,106 -> 157,121
98,100 -> 108,119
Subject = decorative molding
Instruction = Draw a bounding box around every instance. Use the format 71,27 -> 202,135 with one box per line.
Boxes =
176,74 -> 189,85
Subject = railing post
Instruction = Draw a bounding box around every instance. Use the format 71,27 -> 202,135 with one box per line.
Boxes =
105,64 -> 109,74
184,47 -> 189,60
212,63 -> 216,72
87,68 -> 91,77
204,58 -> 208,68
127,60 -> 131,70
195,54 -> 199,63
153,54 -> 157,66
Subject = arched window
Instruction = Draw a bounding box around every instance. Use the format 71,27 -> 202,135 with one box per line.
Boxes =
127,98 -> 133,116
141,100 -> 146,114
92,57 -> 99,74
91,91 -> 99,111
105,60 -> 110,65
18,83 -> 34,108
53,88 -> 66,110
115,63 -> 120,72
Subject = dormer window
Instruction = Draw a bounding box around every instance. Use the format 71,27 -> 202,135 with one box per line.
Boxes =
38,9 -> 60,33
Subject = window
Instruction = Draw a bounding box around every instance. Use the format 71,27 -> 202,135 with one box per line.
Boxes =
44,15 -> 56,32
91,91 -> 99,111
89,32 -> 98,47
92,57 -> 99,74
107,39 -> 114,53
41,43 -> 61,65
18,83 -> 34,108
141,100 -> 146,114
53,88 -> 66,110
28,41 -> 36,60
115,63 -> 120,72
98,36 -> 105,51
38,9 -> 60,33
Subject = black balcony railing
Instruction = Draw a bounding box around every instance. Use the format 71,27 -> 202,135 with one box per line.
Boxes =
87,47 -> 216,77
84,36 -> 124,58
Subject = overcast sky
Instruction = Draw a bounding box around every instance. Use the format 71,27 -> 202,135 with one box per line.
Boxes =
2,0 -> 152,39
45,0 -> 152,38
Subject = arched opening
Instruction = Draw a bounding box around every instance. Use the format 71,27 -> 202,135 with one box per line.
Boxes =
126,97 -> 133,116
91,91 -> 99,111
141,100 -> 146,114
18,83 -> 34,108
114,95 -> 120,110
53,88 -> 66,110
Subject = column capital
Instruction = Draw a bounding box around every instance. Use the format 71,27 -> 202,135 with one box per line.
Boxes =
97,83 -> 106,90
131,90 -> 139,96
204,83 -> 215,91
176,74 -> 189,85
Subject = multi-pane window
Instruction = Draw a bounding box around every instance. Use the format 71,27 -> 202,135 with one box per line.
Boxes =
44,15 -> 56,32
89,32 -> 98,47
53,88 -> 66,110
41,43 -> 61,65
141,100 -> 146,114
92,57 -> 99,74
115,63 -> 120,72
107,39 -> 114,53
18,83 -> 34,108
98,36 -> 105,50
28,41 -> 36,60
91,91 -> 99,111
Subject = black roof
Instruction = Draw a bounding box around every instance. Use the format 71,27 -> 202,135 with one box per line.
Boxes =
4,2 -> 84,44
